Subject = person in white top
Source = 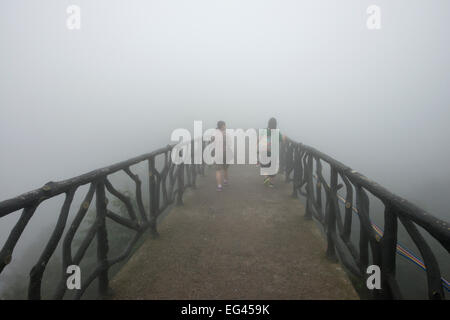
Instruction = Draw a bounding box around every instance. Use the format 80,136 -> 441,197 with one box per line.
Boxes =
214,121 -> 229,191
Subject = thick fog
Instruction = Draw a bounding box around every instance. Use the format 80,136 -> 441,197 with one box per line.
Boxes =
2,1 -> 450,206
0,0 -> 449,298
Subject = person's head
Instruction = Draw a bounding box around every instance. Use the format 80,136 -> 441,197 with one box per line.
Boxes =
217,120 -> 226,131
268,117 -> 277,130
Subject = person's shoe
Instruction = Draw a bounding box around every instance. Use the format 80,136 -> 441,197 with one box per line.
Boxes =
217,185 -> 223,192
264,177 -> 274,188
223,179 -> 228,186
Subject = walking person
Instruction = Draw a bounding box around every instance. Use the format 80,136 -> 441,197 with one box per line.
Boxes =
213,120 -> 229,191
259,117 -> 286,188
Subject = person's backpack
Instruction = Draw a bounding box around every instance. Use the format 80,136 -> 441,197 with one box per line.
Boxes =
258,129 -> 270,154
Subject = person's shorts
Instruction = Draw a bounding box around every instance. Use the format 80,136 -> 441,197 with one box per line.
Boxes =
260,151 -> 271,168
215,163 -> 229,171
260,162 -> 271,168
259,151 -> 279,175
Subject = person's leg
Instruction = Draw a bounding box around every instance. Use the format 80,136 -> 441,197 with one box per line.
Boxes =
216,170 -> 222,185
223,166 -> 229,185
261,159 -> 275,187
263,174 -> 275,187
270,174 -> 276,184
216,167 -> 223,191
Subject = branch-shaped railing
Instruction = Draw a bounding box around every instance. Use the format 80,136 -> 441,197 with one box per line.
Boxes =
1,135 -> 448,300
282,137 -> 450,299
0,141 -> 205,299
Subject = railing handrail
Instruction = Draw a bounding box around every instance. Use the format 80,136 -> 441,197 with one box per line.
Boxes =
0,146 -> 172,216
0,134 -> 209,216
285,137 -> 450,251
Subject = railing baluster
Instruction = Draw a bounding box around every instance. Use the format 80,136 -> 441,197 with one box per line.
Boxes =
339,173 -> 353,242
0,204 -> 38,275
106,210 -> 140,230
168,161 -> 176,203
148,157 -> 158,237
304,153 -> 314,220
380,203 -> 402,299
154,170 -> 162,216
29,188 -> 76,300
398,215 -> 444,299
291,146 -> 298,197
295,150 -> 308,197
54,182 -> 96,299
124,167 -> 147,223
200,141 -> 206,176
315,157 -> 323,213
73,221 -> 99,265
297,149 -> 304,191
355,185 -> 384,298
160,151 -> 170,208
105,178 -> 137,221
95,178 -> 109,298
284,142 -> 292,182
326,166 -> 338,262
191,141 -> 197,189
356,185 -> 370,275
177,162 -> 185,206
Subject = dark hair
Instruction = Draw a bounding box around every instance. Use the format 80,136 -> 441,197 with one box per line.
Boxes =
268,117 -> 277,130
217,120 -> 226,130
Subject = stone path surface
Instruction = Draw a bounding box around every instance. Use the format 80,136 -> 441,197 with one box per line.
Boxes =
110,165 -> 358,299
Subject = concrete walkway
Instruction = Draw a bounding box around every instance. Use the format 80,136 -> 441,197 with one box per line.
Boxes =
110,165 -> 358,299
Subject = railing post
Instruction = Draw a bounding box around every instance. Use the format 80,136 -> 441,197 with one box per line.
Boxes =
284,142 -> 292,182
304,154 -> 313,220
177,162 -> 185,206
200,141 -> 206,176
326,167 -> 338,262
356,185 -> 370,276
282,141 -> 287,180
315,157 -> 323,212
380,203 -> 399,299
148,157 -> 159,238
95,178 -> 110,298
191,141 -> 197,189
340,174 -> 353,243
291,145 -> 298,197
399,215 -> 445,299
